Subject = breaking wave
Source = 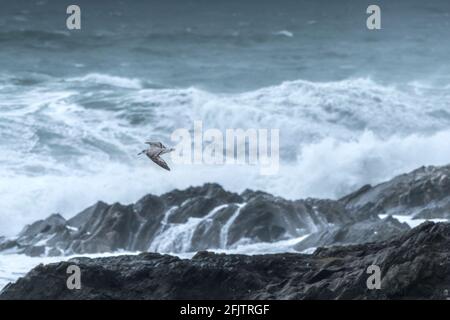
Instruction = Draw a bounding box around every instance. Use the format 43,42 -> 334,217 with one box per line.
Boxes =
1,73 -> 450,235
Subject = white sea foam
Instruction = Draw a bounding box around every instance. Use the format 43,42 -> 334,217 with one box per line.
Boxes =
151,233 -> 312,257
207,234 -> 311,255
220,203 -> 246,248
149,204 -> 229,252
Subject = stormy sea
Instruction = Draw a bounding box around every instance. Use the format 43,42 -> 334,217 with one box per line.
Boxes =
1,0 -> 450,297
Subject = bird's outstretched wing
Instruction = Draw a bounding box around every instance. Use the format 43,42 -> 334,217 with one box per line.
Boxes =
145,141 -> 165,148
148,154 -> 171,171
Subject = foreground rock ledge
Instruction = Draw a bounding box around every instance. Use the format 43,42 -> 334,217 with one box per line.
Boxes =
1,222 -> 449,300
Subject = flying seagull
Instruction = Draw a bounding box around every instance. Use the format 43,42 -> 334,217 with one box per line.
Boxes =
138,141 -> 175,171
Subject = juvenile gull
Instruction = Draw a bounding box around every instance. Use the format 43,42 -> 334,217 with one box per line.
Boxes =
138,141 -> 174,171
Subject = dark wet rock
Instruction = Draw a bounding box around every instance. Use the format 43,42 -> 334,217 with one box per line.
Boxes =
161,183 -> 242,204
343,165 -> 450,219
0,184 -> 359,256
190,204 -> 239,251
227,197 -> 352,246
2,222 -> 449,300
3,165 -> 450,257
18,213 -> 67,240
294,215 -> 410,251
67,201 -> 109,229
22,246 -> 46,257
0,184 -> 247,256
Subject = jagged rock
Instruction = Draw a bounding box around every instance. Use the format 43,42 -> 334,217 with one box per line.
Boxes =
2,165 -> 449,257
342,165 -> 450,219
23,246 -> 46,257
67,201 -> 109,229
0,184 -> 362,256
190,204 -> 239,250
0,184 -> 248,255
2,222 -> 449,300
18,213 -> 67,239
294,215 -> 410,251
227,197 -> 351,246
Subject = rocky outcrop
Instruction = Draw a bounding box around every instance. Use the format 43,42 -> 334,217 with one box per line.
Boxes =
0,184 -> 372,256
294,215 -> 409,251
2,164 -> 450,257
341,165 -> 450,219
2,222 -> 449,300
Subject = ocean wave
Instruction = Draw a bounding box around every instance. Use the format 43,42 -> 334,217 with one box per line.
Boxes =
1,76 -> 449,161
67,73 -> 144,89
1,75 -> 450,235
